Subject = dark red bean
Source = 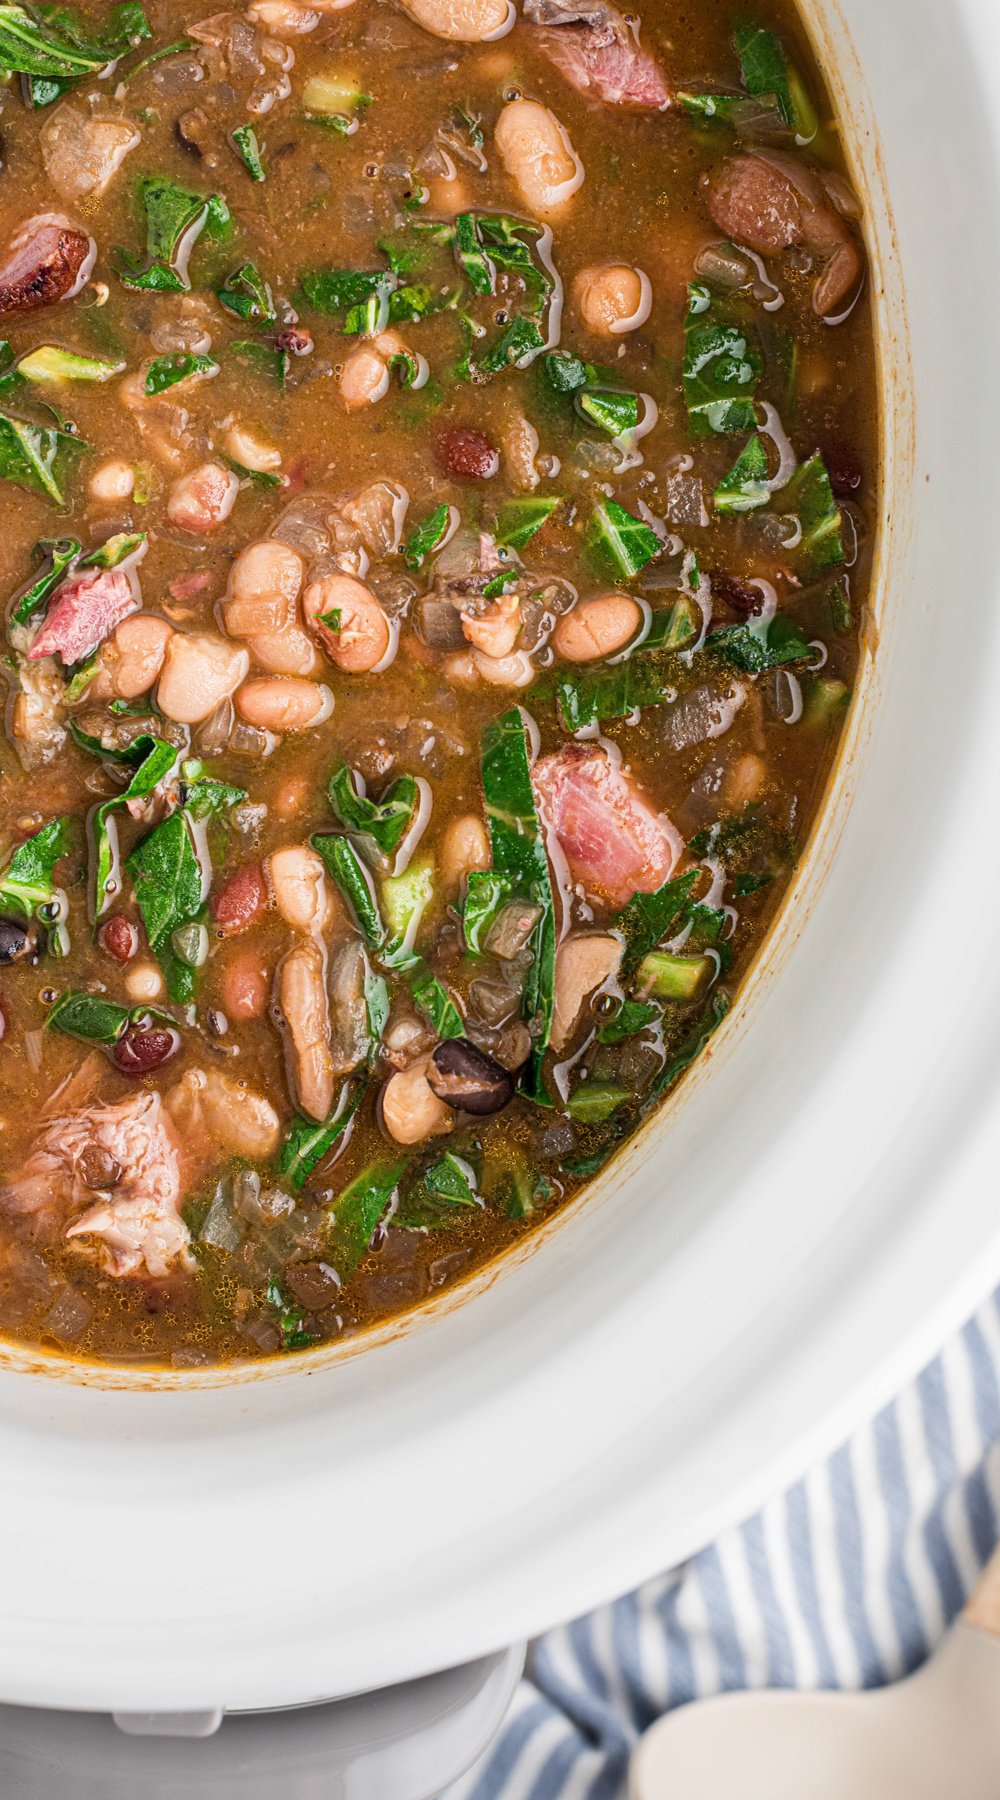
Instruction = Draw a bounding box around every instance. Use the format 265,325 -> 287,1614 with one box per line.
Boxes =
113,1025 -> 180,1075
77,1145 -> 122,1189
824,445 -> 864,498
219,946 -> 270,1021
709,571 -> 763,618
434,427 -> 500,481
211,862 -> 269,936
428,1037 -> 516,1115
99,915 -> 138,963
276,325 -> 313,357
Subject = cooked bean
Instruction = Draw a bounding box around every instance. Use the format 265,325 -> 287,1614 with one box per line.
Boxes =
123,961 -> 164,1003
166,461 -> 240,534
89,458 -> 135,502
247,626 -> 319,677
550,933 -> 622,1051
212,863 -> 269,936
427,1037 -> 516,1115
248,0 -> 321,31
225,539 -> 303,639
440,813 -> 490,891
552,593 -> 643,663
267,843 -> 336,934
461,591 -> 522,658
397,0 -> 513,41
381,1061 -> 453,1145
339,330 -> 411,411
113,1024 -> 180,1074
223,423 -> 281,473
572,262 -> 651,336
0,917 -> 32,963
470,648 -> 535,687
158,631 -> 250,724
166,1067 -> 281,1160
302,574 -> 392,673
94,614 -> 174,702
435,427 -> 499,480
494,99 -> 583,217
275,936 -> 335,1122
99,916 -> 138,963
219,945 -> 270,1021
235,676 -> 334,731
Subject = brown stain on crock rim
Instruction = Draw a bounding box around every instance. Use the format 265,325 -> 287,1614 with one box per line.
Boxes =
1,0 -> 914,1393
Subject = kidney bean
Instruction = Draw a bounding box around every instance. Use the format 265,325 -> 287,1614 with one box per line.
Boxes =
219,946 -> 270,1021
113,1025 -> 181,1074
435,428 -> 500,481
211,862 -> 269,936
99,915 -> 138,963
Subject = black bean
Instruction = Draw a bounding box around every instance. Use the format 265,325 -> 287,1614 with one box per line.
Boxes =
427,1037 -> 516,1116
0,917 -> 30,964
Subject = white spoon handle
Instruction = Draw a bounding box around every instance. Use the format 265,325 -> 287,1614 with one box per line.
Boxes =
963,1543 -> 1000,1639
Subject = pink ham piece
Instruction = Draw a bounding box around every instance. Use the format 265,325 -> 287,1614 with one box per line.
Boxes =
1,1091 -> 192,1280
706,151 -> 864,317
0,211 -> 95,321
523,0 -> 669,110
532,743 -> 678,908
28,566 -> 138,664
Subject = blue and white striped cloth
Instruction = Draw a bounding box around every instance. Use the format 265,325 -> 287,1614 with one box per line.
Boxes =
446,1286 -> 1000,1799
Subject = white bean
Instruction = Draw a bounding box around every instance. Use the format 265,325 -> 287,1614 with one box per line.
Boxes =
572,263 -> 652,336
381,1062 -> 453,1145
235,676 -> 333,731
494,99 -> 583,217
157,631 -> 249,724
276,937 -> 335,1123
124,961 -> 164,1003
267,843 -> 336,935
552,593 -> 643,663
89,457 -> 134,502
397,0 -> 513,41
224,422 -> 282,473
339,330 -> 413,411
551,934 -> 622,1051
440,814 -> 490,891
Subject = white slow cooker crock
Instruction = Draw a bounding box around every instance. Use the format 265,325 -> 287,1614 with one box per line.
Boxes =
1,0 -> 999,1788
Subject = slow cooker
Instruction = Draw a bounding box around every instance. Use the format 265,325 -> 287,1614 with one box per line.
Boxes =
1,0 -> 999,1790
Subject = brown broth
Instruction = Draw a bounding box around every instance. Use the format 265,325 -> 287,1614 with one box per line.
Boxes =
0,0 -> 876,1365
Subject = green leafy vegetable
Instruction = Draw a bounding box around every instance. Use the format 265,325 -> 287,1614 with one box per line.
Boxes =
231,123 -> 265,180
0,816 -> 73,942
495,496 -> 560,551
218,261 -> 275,324
313,833 -> 384,951
231,338 -> 288,387
714,433 -> 770,513
9,535 -> 79,627
327,763 -> 419,868
475,316 -> 546,378
595,997 -> 661,1045
677,90 -> 748,123
126,809 -> 207,1001
300,267 -> 390,316
566,1080 -> 630,1124
586,499 -> 660,580
0,412 -> 86,505
540,349 -> 589,395
0,0 -> 148,79
324,1158 -> 408,1282
644,990 -> 731,1107
615,868 -> 701,973
47,989 -> 131,1043
116,177 -> 230,294
479,708 -> 555,1100
683,284 -> 762,435
462,868 -> 514,954
554,658 -> 670,732
279,1079 -> 365,1193
706,612 -> 812,672
733,20 -> 795,124
91,734 -> 179,922
264,1275 -> 318,1351
144,352 -> 218,395
576,388 -> 639,438
775,454 -> 845,576
17,346 -> 124,384
396,1151 -> 479,1229
403,502 -> 451,569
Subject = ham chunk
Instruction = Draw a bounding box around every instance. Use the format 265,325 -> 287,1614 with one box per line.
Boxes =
28,567 -> 138,665
532,743 -> 678,908
523,0 -> 669,109
0,212 -> 95,321
1,1092 -> 192,1280
706,151 -> 863,317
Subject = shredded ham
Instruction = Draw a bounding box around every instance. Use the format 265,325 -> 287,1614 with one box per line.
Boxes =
533,743 -> 679,908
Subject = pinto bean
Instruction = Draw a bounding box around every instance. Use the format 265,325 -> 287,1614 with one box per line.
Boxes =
572,262 -> 651,336
166,461 -> 240,534
302,573 -> 392,673
494,99 -> 583,217
552,593 -> 643,663
235,676 -> 333,732
276,936 -> 335,1122
89,458 -> 135,502
267,843 -> 336,935
219,945 -> 270,1020
99,915 -> 138,963
339,330 -> 412,411
212,862 -> 269,936
157,631 -> 250,724
381,1061 -> 453,1145
461,591 -> 522,658
397,0 -> 513,41
440,814 -> 491,891
706,152 -> 863,318
225,540 -> 304,640
92,614 -> 174,702
551,933 -> 622,1051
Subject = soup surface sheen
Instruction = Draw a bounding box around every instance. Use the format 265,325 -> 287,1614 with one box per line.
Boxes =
0,0 -> 875,1366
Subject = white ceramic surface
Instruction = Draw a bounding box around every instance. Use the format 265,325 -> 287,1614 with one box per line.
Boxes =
0,0 -> 998,1719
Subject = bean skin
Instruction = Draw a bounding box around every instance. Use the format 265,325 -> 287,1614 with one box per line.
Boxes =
234,676 -> 333,732
552,593 -> 643,663
225,540 -> 304,639
267,844 -> 336,934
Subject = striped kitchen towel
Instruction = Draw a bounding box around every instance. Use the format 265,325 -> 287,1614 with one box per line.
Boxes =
446,1286 -> 1000,1799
